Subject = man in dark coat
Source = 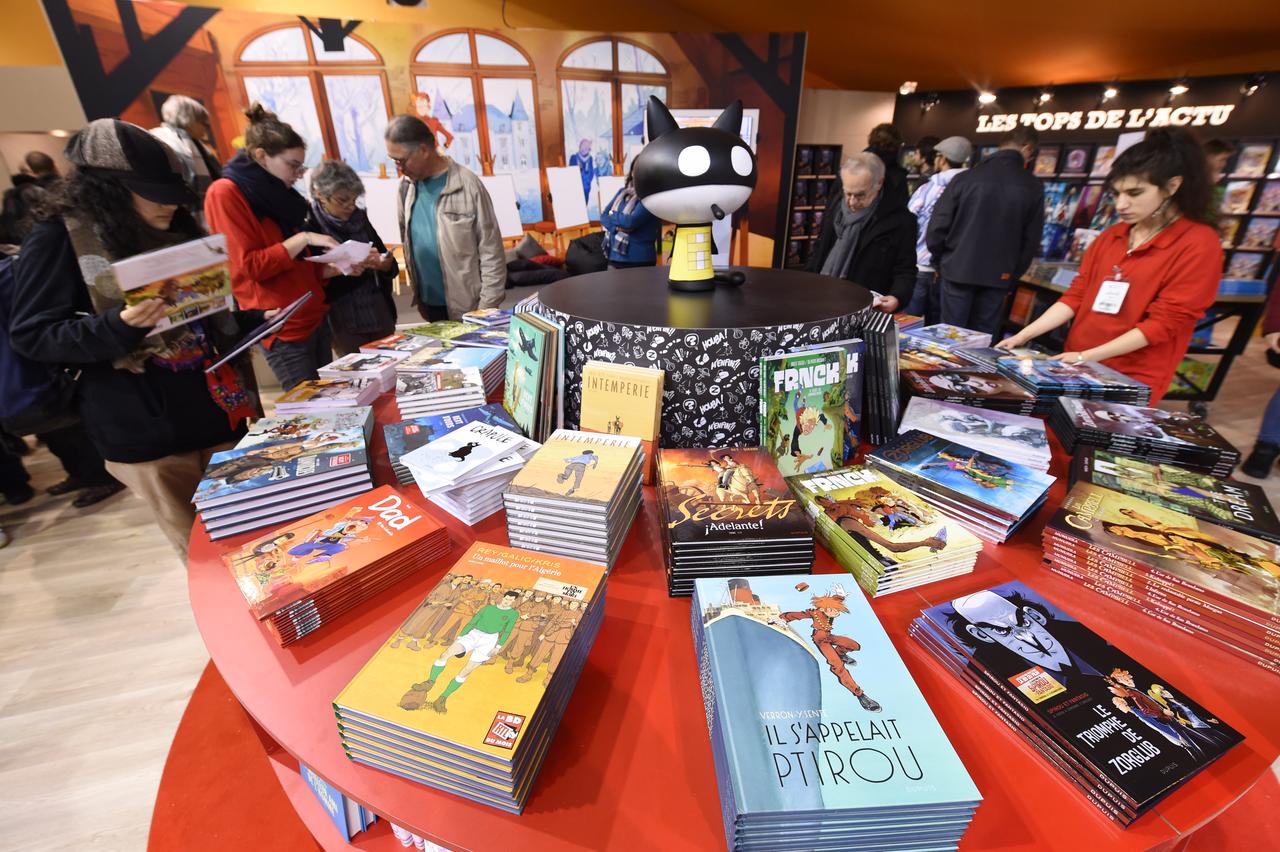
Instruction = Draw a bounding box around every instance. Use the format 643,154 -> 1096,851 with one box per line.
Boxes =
926,127 -> 1044,335
808,151 -> 917,312
865,123 -> 909,207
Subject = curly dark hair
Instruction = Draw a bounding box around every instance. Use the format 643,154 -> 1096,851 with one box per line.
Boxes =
43,167 -> 203,257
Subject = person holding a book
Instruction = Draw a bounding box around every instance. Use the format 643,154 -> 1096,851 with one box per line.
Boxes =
304,160 -> 399,355
9,119 -> 261,561
996,128 -> 1221,405
205,104 -> 344,390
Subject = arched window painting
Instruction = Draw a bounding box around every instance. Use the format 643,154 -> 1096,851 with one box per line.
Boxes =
559,39 -> 668,219
413,31 -> 543,224
237,26 -> 392,177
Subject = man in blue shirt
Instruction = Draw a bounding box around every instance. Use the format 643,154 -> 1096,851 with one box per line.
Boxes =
385,116 -> 507,321
568,138 -> 594,202
555,449 -> 598,495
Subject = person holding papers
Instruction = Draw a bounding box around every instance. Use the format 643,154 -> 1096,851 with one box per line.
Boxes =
9,119 -> 261,561
205,104 -> 359,390
996,129 -> 1221,405
304,160 -> 399,356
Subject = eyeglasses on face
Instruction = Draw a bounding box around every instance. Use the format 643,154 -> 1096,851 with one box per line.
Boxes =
389,147 -> 424,167
281,157 -> 307,173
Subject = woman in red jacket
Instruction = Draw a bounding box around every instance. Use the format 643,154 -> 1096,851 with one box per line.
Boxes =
997,128 -> 1221,405
205,104 -> 343,390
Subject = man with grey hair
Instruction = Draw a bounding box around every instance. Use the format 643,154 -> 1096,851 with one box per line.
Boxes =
384,115 -> 505,321
150,94 -> 221,221
807,151 -> 917,312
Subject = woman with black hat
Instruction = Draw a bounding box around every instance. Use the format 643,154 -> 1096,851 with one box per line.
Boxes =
9,118 -> 261,561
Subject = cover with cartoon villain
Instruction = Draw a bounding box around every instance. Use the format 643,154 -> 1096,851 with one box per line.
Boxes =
869,430 -> 1055,520
1048,482 -> 1280,618
693,575 -> 980,816
788,465 -> 981,568
918,581 -> 1243,810
222,485 -> 443,619
334,542 -> 606,762
658,448 -> 813,546
1072,448 -> 1280,544
759,347 -> 847,477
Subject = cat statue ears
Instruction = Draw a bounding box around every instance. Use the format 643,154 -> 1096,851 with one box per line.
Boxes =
632,97 -> 757,227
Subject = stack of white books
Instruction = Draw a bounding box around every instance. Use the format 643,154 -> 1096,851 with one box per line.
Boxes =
400,421 -> 539,525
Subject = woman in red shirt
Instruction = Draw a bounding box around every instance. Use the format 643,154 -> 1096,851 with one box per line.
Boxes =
997,128 -> 1221,405
205,104 -> 347,390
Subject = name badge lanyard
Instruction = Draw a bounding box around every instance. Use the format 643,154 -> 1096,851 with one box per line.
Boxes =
1092,264 -> 1130,316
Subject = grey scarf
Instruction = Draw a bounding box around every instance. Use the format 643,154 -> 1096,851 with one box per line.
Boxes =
820,196 -> 878,279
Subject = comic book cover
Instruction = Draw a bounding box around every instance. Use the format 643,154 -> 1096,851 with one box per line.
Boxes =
276,378 -> 376,406
898,339 -> 979,371
397,344 -> 460,373
1220,181 -> 1256,215
869,430 -> 1055,519
788,465 -> 981,568
898,397 -> 1049,465
579,361 -> 664,484
1225,252 -> 1265,279
1058,398 -> 1238,452
1062,145 -> 1092,175
759,348 -> 846,477
902,369 -> 1035,402
1048,482 -> 1280,616
1071,184 -> 1105,229
1239,217 -> 1280,250
1089,188 -> 1118,230
505,430 -> 639,510
1256,181 -> 1280,214
1090,145 -> 1116,177
462,308 -> 513,326
905,324 -> 991,349
222,485 -> 443,619
792,338 -> 864,461
452,328 -> 510,349
360,333 -> 437,355
1072,448 -> 1280,544
998,357 -> 1141,390
111,234 -> 233,335
1232,143 -> 1273,178
333,541 -> 606,760
1033,147 -> 1060,177
920,580 -> 1243,810
504,313 -> 549,439
396,369 -> 483,398
694,575 -> 980,816
397,321 -> 475,341
193,430 -> 368,504
657,448 -> 812,546
243,408 -> 374,448
384,405 -> 520,466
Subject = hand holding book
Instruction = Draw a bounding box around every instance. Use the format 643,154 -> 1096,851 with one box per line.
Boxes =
120,298 -> 169,328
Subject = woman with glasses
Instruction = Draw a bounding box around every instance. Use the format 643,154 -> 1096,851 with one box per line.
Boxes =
204,103 -> 342,390
305,160 -> 399,355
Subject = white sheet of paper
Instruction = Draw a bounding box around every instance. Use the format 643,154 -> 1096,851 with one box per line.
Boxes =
595,175 -> 626,219
547,166 -> 590,230
305,239 -> 373,275
361,177 -> 401,247
1115,131 -> 1145,157
479,174 -> 524,239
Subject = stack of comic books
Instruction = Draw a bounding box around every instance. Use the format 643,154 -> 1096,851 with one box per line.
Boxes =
395,368 -> 487,419
451,326 -> 510,350
1050,398 -> 1240,477
898,337 -> 981,372
1070,447 -> 1280,545
359,332 -> 438,357
758,347 -> 847,478
850,308 -> 900,445
400,422 -> 540,525
462,307 -> 513,327
333,541 -> 608,813
319,351 -> 406,392
384,404 -> 521,486
787,465 -> 982,597
909,580 -> 1244,826
398,345 -> 505,394
275,378 -> 381,413
300,763 -> 380,841
395,320 -> 476,342
898,397 -> 1051,472
655,448 -> 815,596
997,356 -> 1151,410
867,431 -> 1055,542
193,411 -> 375,540
1042,482 -> 1280,674
221,486 -> 450,645
692,574 -> 981,850
504,312 -> 563,443
900,369 -> 1037,416
903,323 -> 992,350
578,360 -> 665,484
503,430 -> 643,569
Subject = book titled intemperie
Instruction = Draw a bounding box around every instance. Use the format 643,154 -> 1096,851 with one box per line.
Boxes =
579,359 -> 664,484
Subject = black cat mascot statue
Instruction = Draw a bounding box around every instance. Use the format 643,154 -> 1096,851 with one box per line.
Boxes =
632,97 -> 757,292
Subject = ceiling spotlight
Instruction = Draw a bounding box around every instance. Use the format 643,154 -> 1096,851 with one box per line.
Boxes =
899,81 -> 918,95
1168,81 -> 1189,96
920,93 -> 940,114
1102,85 -> 1119,100
49,129 -> 70,138
1036,89 -> 1053,105
977,91 -> 997,105
1241,74 -> 1265,98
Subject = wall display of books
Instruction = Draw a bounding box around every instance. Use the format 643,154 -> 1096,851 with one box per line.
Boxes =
1032,145 -> 1060,177
784,143 -> 842,268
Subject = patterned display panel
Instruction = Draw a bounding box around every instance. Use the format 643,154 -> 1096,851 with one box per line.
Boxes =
537,302 -> 865,448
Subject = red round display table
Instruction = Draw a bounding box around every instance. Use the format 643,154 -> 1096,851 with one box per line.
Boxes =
186,397 -> 1280,851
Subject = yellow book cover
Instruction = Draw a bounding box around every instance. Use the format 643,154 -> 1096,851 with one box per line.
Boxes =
505,429 -> 641,510
579,361 -> 664,484
333,541 -> 606,763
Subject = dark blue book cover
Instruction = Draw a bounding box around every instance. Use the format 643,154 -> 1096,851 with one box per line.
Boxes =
384,403 -> 522,465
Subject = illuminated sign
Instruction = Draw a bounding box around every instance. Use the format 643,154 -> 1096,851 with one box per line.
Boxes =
976,105 -> 1237,134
